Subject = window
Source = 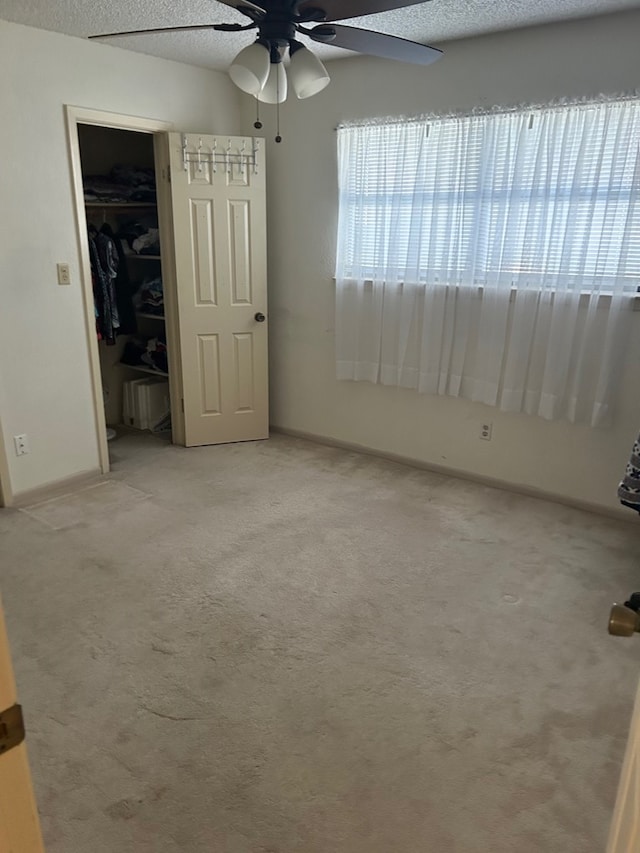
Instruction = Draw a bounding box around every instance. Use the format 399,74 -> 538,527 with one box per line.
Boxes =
336,100 -> 640,291
334,100 -> 640,427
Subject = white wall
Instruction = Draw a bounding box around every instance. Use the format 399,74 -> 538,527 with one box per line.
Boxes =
0,19 -> 242,497
243,9 -> 640,515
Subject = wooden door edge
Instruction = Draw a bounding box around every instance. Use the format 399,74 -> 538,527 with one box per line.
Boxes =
0,599 -> 44,851
154,133 -> 186,446
607,678 -> 640,852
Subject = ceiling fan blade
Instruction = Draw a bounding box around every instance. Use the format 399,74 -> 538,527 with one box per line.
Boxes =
296,0 -> 431,24
89,0 -> 266,39
89,21 -> 257,40
307,23 -> 442,65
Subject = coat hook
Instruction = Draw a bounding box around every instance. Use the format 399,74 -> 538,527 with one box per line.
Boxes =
197,137 -> 203,172
182,134 -> 188,171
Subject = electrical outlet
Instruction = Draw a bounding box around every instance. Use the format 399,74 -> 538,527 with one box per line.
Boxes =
57,263 -> 71,285
13,434 -> 29,456
480,422 -> 493,441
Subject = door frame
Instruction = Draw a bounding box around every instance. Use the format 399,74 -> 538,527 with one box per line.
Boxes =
65,106 -> 174,474
0,414 -> 13,507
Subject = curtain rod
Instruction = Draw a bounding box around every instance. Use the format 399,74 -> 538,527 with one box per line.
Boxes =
335,91 -> 640,130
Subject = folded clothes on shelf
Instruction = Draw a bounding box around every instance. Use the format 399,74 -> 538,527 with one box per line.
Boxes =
84,164 -> 157,204
132,228 -> 160,255
121,333 -> 168,374
134,277 -> 164,315
117,217 -> 161,256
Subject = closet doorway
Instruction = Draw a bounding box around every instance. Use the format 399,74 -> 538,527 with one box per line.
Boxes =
79,123 -> 172,456
67,108 -> 174,474
66,107 -> 269,475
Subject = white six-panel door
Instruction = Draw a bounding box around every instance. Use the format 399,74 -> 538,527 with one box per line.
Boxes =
167,133 -> 268,446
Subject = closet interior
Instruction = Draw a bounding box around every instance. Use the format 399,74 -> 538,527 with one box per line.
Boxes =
78,125 -> 172,444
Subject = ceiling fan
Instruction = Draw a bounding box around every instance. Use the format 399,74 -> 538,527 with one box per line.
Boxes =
90,0 -> 443,130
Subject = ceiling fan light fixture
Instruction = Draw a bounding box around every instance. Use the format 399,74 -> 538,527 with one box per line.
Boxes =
288,42 -> 330,99
228,40 -> 271,95
257,61 -> 288,104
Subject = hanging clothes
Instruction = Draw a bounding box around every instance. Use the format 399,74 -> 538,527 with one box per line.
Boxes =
89,224 -> 119,345
618,433 -> 640,514
100,223 -> 137,336
88,223 -> 137,344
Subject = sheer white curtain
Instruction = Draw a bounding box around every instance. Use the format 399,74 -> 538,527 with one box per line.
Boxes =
335,101 -> 640,426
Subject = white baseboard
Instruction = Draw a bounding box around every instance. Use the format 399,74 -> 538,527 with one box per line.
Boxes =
10,469 -> 103,509
6,431 -> 635,526
271,425 -> 636,525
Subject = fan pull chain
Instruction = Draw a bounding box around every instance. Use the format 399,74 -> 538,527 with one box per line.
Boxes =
275,68 -> 282,143
253,97 -> 262,130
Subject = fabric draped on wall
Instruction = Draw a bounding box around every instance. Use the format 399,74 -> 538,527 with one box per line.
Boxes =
335,100 -> 640,427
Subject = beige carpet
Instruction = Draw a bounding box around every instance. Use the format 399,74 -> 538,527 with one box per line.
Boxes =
2,432 -> 640,852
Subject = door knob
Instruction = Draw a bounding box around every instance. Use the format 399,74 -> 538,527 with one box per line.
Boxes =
254,312 -> 266,322
609,603 -> 640,637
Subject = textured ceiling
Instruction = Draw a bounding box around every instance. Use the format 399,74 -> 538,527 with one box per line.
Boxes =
0,0 -> 638,70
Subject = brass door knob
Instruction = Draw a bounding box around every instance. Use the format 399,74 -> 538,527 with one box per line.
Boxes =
609,603 -> 640,637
